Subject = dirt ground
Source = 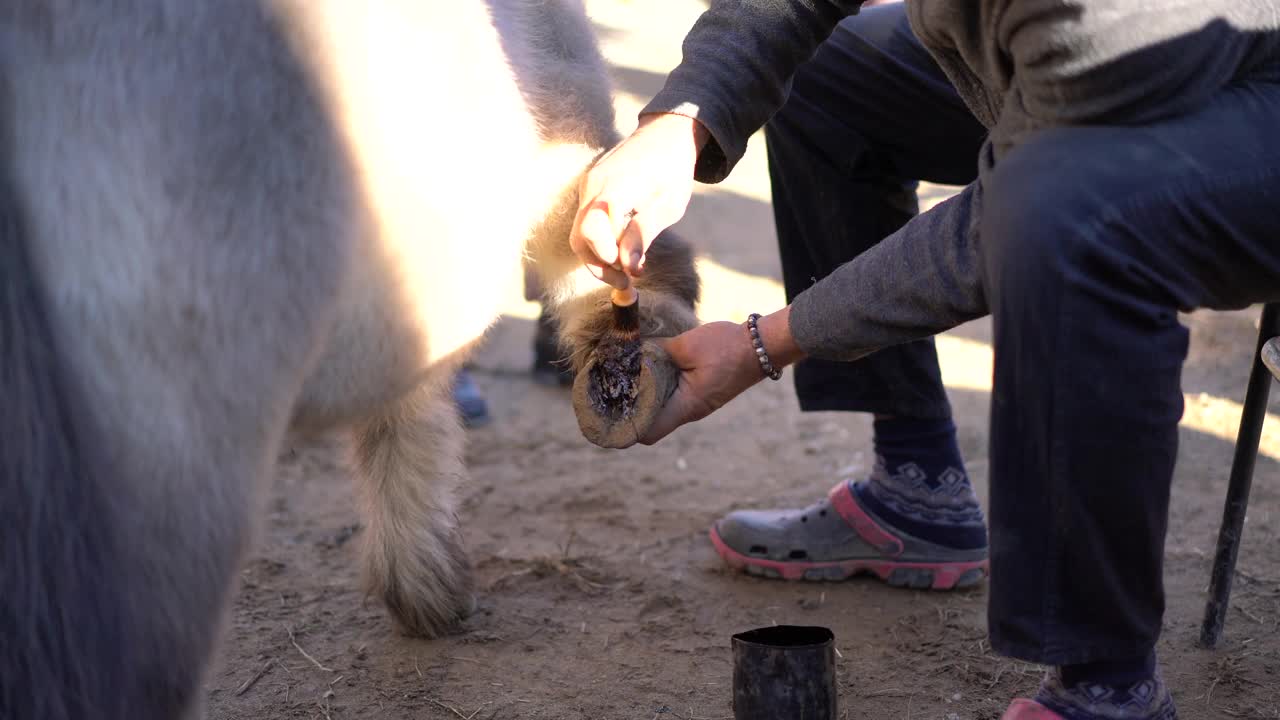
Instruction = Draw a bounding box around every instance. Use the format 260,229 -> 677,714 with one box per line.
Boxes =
207,3 -> 1280,718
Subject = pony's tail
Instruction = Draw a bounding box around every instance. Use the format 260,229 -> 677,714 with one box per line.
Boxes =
0,165 -> 137,718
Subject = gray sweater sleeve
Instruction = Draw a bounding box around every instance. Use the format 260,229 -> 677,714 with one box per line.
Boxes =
790,183 -> 989,361
641,0 -> 862,183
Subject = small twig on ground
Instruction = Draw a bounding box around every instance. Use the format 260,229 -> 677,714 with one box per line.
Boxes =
1236,604 -> 1267,624
485,555 -> 619,594
986,664 -> 1006,690
1235,567 -> 1280,585
485,566 -> 537,590
235,659 -> 275,696
858,688 -> 909,699
288,626 -> 335,673
431,699 -> 492,720
561,529 -> 578,560
431,699 -> 467,719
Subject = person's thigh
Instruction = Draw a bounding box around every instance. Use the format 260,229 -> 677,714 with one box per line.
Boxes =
983,75 -> 1280,318
771,3 -> 986,192
977,74 -> 1280,663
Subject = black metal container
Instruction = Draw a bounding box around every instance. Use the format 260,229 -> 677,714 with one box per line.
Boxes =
732,625 -> 837,720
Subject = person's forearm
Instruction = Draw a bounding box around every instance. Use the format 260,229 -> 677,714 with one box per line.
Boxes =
788,183 -> 989,361
755,306 -> 806,370
642,0 -> 862,184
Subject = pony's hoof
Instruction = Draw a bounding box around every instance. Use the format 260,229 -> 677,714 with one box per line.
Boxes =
373,538 -> 475,639
384,579 -> 475,639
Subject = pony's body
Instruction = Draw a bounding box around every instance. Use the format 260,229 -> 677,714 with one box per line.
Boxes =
0,2 -> 698,718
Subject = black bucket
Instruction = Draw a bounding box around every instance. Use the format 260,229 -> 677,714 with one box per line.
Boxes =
731,625 -> 837,720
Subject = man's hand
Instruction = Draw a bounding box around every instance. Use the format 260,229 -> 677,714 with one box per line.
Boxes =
571,113 -> 709,288
640,308 -> 805,444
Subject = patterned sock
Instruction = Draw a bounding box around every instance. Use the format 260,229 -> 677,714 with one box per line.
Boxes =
851,416 -> 987,549
1035,654 -> 1177,720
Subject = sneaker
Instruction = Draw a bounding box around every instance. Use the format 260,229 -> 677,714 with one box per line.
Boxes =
710,481 -> 988,590
1002,700 -> 1066,719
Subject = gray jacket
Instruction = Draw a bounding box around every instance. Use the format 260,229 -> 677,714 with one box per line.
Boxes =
643,1 -> 1280,360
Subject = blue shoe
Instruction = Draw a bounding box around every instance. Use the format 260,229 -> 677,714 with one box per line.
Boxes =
452,370 -> 490,428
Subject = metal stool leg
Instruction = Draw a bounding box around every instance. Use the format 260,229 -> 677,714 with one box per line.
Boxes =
1200,302 -> 1280,648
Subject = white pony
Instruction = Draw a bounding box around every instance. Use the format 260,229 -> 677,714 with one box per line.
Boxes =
0,2 -> 698,718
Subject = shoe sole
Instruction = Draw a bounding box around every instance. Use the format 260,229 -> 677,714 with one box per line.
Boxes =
709,524 -> 989,590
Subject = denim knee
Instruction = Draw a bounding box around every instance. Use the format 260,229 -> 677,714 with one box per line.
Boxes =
978,132 -> 1109,298
979,125 -> 1206,331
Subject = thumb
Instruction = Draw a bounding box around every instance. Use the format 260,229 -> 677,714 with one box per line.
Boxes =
652,333 -> 694,370
639,380 -> 700,445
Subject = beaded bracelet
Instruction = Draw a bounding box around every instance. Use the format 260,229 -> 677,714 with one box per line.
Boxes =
747,313 -> 783,381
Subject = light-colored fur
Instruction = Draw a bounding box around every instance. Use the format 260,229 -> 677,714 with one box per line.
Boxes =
0,2 -> 698,718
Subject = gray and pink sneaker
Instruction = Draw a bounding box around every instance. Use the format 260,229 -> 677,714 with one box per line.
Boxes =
1001,700 -> 1067,719
710,481 -> 988,590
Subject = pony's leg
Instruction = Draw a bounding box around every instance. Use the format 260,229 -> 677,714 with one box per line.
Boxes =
350,377 -> 474,638
545,228 -> 703,370
0,181 -> 283,720
1,166 -> 341,720
0,6 -> 356,715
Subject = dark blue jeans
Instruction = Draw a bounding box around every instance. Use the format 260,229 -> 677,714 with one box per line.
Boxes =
768,4 -> 1280,665
766,4 -> 986,418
